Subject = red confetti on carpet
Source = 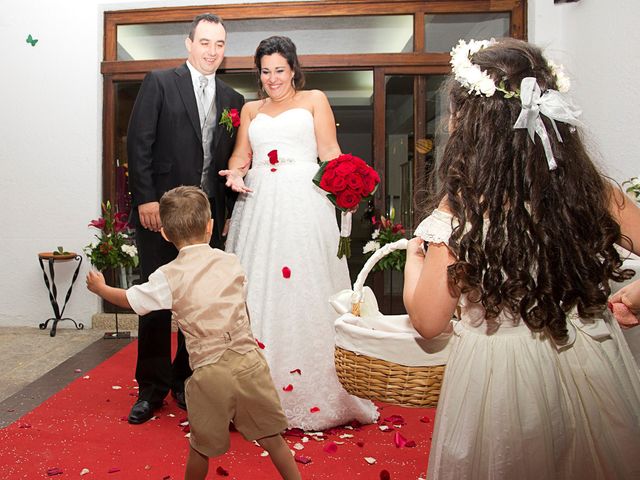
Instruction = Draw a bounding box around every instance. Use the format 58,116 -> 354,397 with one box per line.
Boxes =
0,338 -> 435,478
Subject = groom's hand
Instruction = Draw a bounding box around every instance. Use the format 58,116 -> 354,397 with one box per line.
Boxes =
138,202 -> 162,232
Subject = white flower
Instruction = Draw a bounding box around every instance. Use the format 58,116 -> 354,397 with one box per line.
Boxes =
547,60 -> 571,93
121,244 -> 138,257
363,241 -> 380,254
450,38 -> 497,97
371,229 -> 380,239
477,75 -> 496,96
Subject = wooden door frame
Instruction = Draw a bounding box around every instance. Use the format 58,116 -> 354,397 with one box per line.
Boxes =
101,0 -> 526,206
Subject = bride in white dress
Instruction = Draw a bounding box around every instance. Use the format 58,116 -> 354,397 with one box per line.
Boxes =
220,36 -> 378,431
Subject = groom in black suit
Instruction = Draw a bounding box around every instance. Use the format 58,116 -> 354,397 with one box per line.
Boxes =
126,13 -> 244,424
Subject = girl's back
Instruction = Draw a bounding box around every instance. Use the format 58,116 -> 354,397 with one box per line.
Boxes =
417,207 -> 640,479
404,38 -> 640,479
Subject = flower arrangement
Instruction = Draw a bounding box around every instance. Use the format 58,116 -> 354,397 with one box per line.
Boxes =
84,201 -> 139,272
623,176 -> 640,202
313,153 -> 381,258
450,38 -> 570,98
219,108 -> 240,135
363,208 -> 407,272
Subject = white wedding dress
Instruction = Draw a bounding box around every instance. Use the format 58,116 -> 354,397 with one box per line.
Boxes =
225,108 -> 379,431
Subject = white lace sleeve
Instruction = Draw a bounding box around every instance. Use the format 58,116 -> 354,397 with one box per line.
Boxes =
414,209 -> 455,245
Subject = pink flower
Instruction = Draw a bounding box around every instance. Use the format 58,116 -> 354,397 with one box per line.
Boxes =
89,218 -> 106,230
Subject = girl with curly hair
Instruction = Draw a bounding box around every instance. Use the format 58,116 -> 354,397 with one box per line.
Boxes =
404,37 -> 640,479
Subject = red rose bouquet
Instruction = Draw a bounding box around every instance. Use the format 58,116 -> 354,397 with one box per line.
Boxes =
313,153 -> 380,258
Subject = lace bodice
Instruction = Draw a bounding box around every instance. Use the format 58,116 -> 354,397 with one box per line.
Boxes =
248,108 -> 318,167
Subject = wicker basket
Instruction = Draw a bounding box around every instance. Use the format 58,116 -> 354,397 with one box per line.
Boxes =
333,239 -> 448,408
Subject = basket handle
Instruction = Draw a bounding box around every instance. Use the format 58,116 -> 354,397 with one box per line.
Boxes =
351,238 -> 408,315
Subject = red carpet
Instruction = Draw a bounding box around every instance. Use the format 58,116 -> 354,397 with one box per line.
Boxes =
0,340 -> 435,479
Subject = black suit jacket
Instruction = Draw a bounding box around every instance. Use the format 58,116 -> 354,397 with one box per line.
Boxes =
127,63 -> 244,244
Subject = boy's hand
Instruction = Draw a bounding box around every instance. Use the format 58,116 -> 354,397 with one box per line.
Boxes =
86,270 -> 106,294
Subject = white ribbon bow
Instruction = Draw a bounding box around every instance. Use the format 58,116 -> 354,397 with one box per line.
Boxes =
513,77 -> 582,170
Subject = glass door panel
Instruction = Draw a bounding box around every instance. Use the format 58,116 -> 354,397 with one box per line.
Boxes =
113,70 -> 374,286
379,73 -> 447,314
117,15 -> 413,60
424,13 -> 511,52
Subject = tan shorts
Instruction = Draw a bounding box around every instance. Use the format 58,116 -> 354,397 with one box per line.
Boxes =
184,348 -> 288,457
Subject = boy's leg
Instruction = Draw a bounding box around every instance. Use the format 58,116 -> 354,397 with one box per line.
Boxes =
257,434 -> 301,480
185,445 -> 209,480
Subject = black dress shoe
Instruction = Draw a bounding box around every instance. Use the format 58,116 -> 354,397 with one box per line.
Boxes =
172,390 -> 187,411
128,400 -> 160,424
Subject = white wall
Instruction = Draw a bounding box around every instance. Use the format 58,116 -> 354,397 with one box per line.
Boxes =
0,0 -> 285,329
529,0 -> 640,180
0,0 -> 637,327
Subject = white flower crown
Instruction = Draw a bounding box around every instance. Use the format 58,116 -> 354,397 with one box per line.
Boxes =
449,38 -> 580,171
450,38 -> 571,97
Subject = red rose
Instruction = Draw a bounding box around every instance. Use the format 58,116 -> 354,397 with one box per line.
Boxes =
335,189 -> 360,209
335,161 -> 357,177
324,159 -> 339,171
328,175 -> 347,193
268,149 -> 278,165
362,171 -> 379,195
346,174 -> 364,194
230,108 -> 240,127
319,175 -> 333,192
321,166 -> 336,183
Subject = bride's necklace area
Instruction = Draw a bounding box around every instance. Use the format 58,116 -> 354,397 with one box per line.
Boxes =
262,89 -> 299,116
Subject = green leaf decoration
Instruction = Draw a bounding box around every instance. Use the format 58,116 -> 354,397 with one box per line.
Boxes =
26,34 -> 38,47
53,246 -> 71,255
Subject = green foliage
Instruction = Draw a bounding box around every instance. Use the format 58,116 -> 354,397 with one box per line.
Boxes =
623,176 -> 640,202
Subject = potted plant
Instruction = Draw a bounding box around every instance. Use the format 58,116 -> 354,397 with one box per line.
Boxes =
623,176 -> 640,203
362,208 -> 407,272
84,201 -> 138,289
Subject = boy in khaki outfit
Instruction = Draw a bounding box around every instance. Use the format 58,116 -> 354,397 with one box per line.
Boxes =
86,186 -> 300,480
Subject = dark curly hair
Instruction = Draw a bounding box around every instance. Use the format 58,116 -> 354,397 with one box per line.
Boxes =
430,38 -> 632,341
254,36 -> 305,97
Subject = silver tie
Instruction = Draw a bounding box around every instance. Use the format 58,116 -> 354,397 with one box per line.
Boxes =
198,75 -> 209,124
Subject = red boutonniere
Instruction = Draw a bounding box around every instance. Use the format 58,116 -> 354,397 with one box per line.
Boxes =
219,108 -> 240,135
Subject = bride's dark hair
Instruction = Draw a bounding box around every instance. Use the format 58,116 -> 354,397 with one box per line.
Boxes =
254,35 -> 305,98
432,38 -> 632,341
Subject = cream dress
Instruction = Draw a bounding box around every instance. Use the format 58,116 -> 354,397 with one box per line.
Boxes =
416,209 -> 640,480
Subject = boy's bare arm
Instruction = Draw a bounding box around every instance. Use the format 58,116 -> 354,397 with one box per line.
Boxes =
86,271 -> 132,310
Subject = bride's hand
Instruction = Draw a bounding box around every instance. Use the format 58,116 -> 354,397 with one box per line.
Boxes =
218,169 -> 253,193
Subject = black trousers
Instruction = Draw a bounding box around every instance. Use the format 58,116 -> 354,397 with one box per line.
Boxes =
134,206 -> 224,406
